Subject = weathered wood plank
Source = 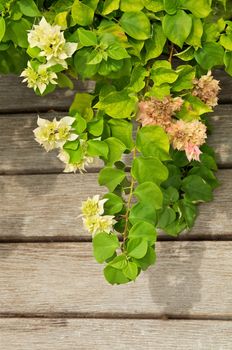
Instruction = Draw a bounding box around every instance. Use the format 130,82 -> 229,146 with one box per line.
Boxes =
0,242 -> 231,317
0,75 -> 94,113
0,105 -> 231,174
0,70 -> 231,112
0,170 -> 230,240
0,319 -> 232,350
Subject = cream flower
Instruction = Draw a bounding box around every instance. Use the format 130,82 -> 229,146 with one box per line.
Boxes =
57,149 -> 93,173
192,71 -> 221,107
137,96 -> 184,130
28,17 -> 77,68
167,120 -> 207,162
81,195 -> 108,217
83,215 -> 116,236
33,116 -> 77,151
21,62 -> 57,94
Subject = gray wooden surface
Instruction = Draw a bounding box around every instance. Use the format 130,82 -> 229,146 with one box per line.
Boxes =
0,73 -> 231,349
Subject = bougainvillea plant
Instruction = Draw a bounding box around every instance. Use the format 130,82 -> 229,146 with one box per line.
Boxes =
1,0 -> 231,284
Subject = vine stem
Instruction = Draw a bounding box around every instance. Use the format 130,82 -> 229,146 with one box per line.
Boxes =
168,43 -> 174,64
122,129 -> 139,249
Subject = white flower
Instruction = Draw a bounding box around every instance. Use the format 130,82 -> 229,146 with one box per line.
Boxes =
21,62 -> 57,94
33,116 -> 77,151
57,149 -> 93,173
83,215 -> 116,236
28,17 -> 77,68
81,195 -> 108,217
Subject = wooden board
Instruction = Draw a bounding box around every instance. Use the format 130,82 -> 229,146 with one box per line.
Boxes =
0,105 -> 232,175
0,75 -> 94,113
0,70 -> 231,112
0,242 -> 231,317
0,170 -> 231,240
0,318 -> 232,350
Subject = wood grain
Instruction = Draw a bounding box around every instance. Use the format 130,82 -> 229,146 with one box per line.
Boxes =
0,105 -> 232,175
0,70 -> 231,113
0,170 -> 231,240
0,318 -> 232,350
0,75 -> 94,113
0,242 -> 231,317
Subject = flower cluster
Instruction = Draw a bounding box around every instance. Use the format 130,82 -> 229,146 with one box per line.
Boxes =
21,17 -> 77,94
137,96 -> 183,131
34,116 -> 77,151
34,116 -> 93,172
21,62 -> 57,94
137,72 -> 220,162
28,17 -> 77,68
193,71 -> 221,108
81,195 -> 116,236
167,120 -> 207,161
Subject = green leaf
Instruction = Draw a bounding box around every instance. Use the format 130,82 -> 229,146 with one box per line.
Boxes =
120,12 -> 151,40
107,44 -> 130,60
145,23 -> 167,62
181,0 -> 212,18
186,17 -> 203,48
120,0 -> 144,11
178,198 -> 197,228
105,137 -> 126,166
0,17 -> 6,42
77,28 -> 97,46
224,51 -> 232,76
104,265 -> 129,284
108,119 -> 134,150
87,118 -> 104,136
57,73 -> 74,89
132,156 -> 169,185
87,140 -> 109,158
7,18 -> 31,48
158,207 -> 176,229
109,254 -> 128,269
102,0 -> 120,15
182,175 -> 213,202
129,202 -> 157,225
174,46 -> 195,61
144,0 -> 164,12
74,48 -> 99,79
172,65 -> 196,92
98,167 -> 126,192
220,34 -> 232,50
94,90 -> 137,119
133,246 -> 156,271
151,67 -> 178,86
18,0 -> 41,16
129,221 -> 157,243
103,193 -> 124,215
123,261 -> 138,280
164,0 -> 180,14
73,114 -> 87,134
195,42 -> 224,70
72,0 -> 94,26
93,232 -> 120,263
129,65 -> 148,93
136,126 -> 170,161
188,165 -> 219,189
127,238 -> 148,259
69,93 -> 94,121
162,10 -> 192,48
134,181 -> 163,210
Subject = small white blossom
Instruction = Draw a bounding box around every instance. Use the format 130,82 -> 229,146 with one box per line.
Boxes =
81,195 -> 108,217
33,116 -> 77,151
21,62 -> 57,94
28,17 -> 77,68
83,215 -> 116,236
58,149 -> 94,173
